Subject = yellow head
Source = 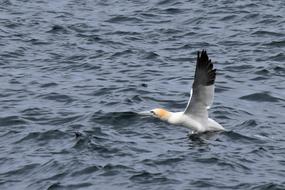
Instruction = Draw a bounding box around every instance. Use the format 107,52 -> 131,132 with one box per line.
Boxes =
150,108 -> 171,121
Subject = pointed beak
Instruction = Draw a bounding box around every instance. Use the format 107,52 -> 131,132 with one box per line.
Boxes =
138,111 -> 153,116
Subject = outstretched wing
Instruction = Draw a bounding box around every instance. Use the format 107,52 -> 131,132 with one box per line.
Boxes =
184,50 -> 216,120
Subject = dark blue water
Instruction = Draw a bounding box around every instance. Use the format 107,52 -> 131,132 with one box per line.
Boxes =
1,0 -> 285,189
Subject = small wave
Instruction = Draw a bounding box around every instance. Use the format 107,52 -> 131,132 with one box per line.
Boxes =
162,8 -> 184,14
156,0 -> 178,6
213,106 -> 252,120
66,54 -> 87,61
102,163 -> 131,171
219,15 -> 237,21
0,130 -> 19,138
77,33 -> 103,42
21,109 -> 82,126
218,40 -> 245,47
47,25 -> 69,34
215,85 -> 233,93
21,107 -> 51,116
224,65 -> 255,72
142,51 -> 160,60
72,135 -> 121,157
269,53 -> 285,62
37,92 -> 74,103
241,13 -> 260,20
109,30 -> 141,36
252,30 -> 284,37
249,146 -> 268,156
106,15 -> 142,23
72,138 -> 90,149
254,68 -> 270,75
250,182 -> 285,190
194,156 -> 219,164
0,115 -> 28,127
68,23 -> 96,33
191,180 -> 219,188
222,130 -> 266,144
237,119 -> 258,128
0,0 -> 12,6
99,164 -> 134,177
239,92 -> 281,102
124,95 -> 143,104
47,182 -> 93,190
88,142 -> 121,155
14,129 -> 69,144
0,163 -> 40,177
27,38 -> 51,45
91,111 -> 138,125
39,82 -> 58,88
129,170 -> 179,184
250,76 -> 269,81
111,49 -> 134,58
70,166 -> 100,177
274,66 -> 285,73
143,157 -> 184,166
265,40 -> 285,47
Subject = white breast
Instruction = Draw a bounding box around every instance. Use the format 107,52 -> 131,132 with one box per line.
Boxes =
167,112 -> 204,132
167,112 -> 224,132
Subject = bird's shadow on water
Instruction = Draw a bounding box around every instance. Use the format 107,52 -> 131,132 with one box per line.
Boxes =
187,129 -> 269,147
187,131 -> 223,145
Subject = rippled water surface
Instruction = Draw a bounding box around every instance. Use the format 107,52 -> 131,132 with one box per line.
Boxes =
1,0 -> 285,189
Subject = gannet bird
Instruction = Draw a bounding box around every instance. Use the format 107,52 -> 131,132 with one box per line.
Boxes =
149,50 -> 224,133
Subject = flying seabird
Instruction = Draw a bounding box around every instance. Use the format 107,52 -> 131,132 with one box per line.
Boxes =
145,50 -> 224,133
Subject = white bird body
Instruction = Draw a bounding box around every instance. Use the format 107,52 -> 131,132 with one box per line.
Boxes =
148,50 -> 225,133
153,111 -> 224,133
168,112 -> 204,131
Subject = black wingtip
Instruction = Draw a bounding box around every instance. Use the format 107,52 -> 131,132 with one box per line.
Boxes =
194,49 -> 216,86
199,49 -> 208,60
207,69 -> 216,85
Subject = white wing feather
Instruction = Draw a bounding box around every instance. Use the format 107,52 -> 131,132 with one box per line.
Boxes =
184,50 -> 216,121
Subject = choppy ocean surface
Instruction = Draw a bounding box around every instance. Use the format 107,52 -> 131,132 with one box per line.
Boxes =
0,0 -> 285,189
